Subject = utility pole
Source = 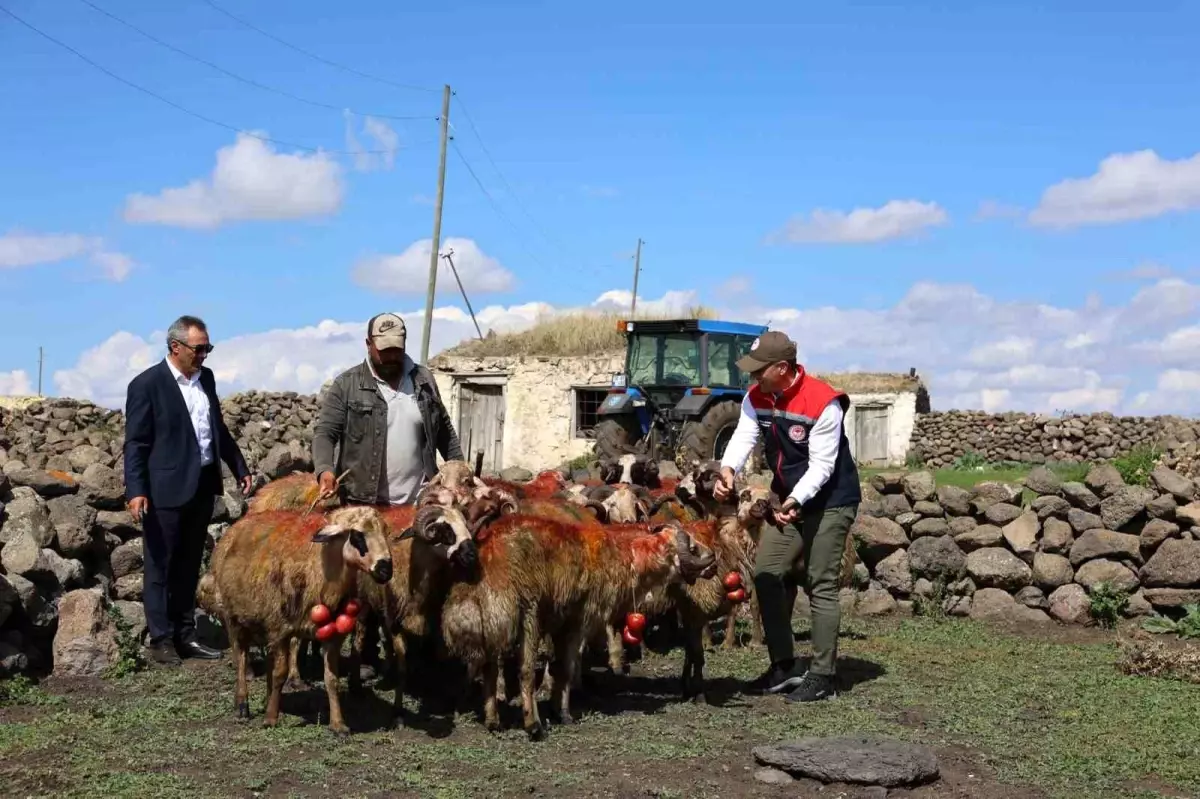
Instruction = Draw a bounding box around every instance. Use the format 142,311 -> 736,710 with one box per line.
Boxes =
37,346 -> 43,396
420,83 -> 452,364
630,238 -> 643,315
441,249 -> 483,340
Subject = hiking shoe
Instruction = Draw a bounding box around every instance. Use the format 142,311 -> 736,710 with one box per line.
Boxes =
783,672 -> 837,703
746,661 -> 806,695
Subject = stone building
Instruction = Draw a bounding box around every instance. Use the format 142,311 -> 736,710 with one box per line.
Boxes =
427,313 -> 929,473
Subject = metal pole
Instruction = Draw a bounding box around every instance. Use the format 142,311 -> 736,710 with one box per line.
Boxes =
420,83 -> 452,364
630,238 -> 642,315
37,346 -> 43,395
442,250 -> 483,340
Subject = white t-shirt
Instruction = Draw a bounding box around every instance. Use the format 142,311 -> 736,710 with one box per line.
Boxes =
367,358 -> 426,505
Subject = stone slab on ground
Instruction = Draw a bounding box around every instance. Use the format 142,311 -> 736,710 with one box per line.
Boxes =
752,736 -> 940,788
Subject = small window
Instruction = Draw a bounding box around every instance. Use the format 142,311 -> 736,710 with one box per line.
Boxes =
573,387 -> 609,438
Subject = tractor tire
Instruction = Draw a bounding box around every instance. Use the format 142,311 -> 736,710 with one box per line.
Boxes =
677,400 -> 762,471
593,416 -> 642,462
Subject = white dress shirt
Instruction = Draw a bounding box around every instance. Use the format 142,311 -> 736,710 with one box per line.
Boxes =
166,358 -> 214,466
720,390 -> 844,507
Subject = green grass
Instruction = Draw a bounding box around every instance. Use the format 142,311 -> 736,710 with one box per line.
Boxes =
2,617 -> 1197,799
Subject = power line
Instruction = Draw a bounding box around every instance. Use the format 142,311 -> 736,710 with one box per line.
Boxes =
0,3 -> 401,155
450,138 -> 550,271
196,0 -> 440,94
452,93 -> 567,254
78,0 -> 432,122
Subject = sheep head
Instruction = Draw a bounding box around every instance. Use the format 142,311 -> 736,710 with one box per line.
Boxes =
655,522 -> 717,584
601,452 -> 659,487
675,460 -> 725,515
412,504 -> 477,569
423,459 -> 486,500
311,505 -> 394,585
464,485 -> 517,534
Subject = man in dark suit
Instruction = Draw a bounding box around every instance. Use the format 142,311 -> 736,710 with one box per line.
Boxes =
123,314 -> 253,665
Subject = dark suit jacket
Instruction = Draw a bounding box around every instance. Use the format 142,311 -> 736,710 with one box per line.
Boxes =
123,359 -> 250,509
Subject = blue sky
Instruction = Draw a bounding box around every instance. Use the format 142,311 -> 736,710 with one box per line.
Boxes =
2,0 -> 1199,413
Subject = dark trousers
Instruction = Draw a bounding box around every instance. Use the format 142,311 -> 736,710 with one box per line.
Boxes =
142,464 -> 217,646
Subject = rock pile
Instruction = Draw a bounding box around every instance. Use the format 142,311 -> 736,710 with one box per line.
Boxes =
0,393 -> 323,679
910,410 -> 1200,478
845,464 -> 1200,625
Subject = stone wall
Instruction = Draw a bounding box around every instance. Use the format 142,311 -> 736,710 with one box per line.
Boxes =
843,463 -> 1200,624
909,411 -> 1200,477
429,354 -> 625,472
0,392 -> 325,679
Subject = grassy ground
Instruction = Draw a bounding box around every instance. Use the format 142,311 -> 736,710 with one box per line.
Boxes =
857,461 -> 1093,492
2,615 -> 1196,799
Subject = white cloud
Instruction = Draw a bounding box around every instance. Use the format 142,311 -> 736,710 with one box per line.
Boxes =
345,113 -> 399,172
767,199 -> 948,244
123,133 -> 344,229
351,237 -> 515,294
1105,261 -> 1175,281
43,277 -> 1200,417
1029,149 -> 1200,228
0,370 -> 33,396
974,200 -> 1024,221
0,230 -> 135,282
716,275 -> 752,297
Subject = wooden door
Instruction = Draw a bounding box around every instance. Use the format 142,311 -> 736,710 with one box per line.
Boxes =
458,382 -> 505,474
854,405 -> 890,467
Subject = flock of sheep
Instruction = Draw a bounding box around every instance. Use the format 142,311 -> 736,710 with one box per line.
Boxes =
196,453 -> 847,740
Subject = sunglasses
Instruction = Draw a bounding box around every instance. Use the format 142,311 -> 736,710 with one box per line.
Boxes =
176,341 -> 215,355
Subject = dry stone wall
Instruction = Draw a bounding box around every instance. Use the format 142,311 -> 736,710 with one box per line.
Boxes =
0,393 -> 325,679
909,410 -> 1200,478
843,464 -> 1200,624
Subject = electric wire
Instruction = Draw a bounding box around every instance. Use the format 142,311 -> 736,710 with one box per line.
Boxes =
196,0 -> 440,94
0,3 -> 406,155
78,0 -> 432,122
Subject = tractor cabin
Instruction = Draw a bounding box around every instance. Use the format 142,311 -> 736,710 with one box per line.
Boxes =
427,313 -> 927,475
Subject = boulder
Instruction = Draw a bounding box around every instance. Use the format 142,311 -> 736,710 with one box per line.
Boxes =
1048,583 -> 1091,624
901,471 -> 937,503
1032,553 -> 1074,591
1176,502 -> 1200,528
1073,558 -> 1139,593
907,535 -> 967,581
851,515 -> 909,566
1015,585 -> 1048,610
910,517 -> 949,538
936,484 -> 972,516
1061,482 -> 1101,511
110,537 -> 144,580
1146,493 -> 1177,521
966,547 -> 1032,591
80,463 -> 125,510
1067,508 -> 1105,534
984,502 -> 1023,526
1139,519 -> 1180,554
954,523 -> 1002,552
7,467 -> 79,497
873,550 -> 912,596
1041,517 -> 1074,554
912,500 -> 943,517
1069,530 -> 1142,567
1100,486 -> 1157,532
0,493 -> 56,548
969,482 -> 1021,514
1084,463 -> 1125,498
1150,466 -> 1195,503
1032,495 -> 1071,521
1140,539 -> 1200,588
47,494 -> 99,558
870,472 -> 905,495
52,588 -> 121,677
947,516 -> 977,536
1001,511 -> 1039,560
857,582 -> 898,616
882,494 -> 913,517
1024,466 -> 1063,496
752,737 -> 940,788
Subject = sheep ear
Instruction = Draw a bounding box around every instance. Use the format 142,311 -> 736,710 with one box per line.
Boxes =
311,524 -> 348,543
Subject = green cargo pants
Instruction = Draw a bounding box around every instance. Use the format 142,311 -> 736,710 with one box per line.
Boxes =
752,503 -> 858,676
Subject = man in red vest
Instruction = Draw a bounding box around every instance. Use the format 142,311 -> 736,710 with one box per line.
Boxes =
714,330 -> 861,703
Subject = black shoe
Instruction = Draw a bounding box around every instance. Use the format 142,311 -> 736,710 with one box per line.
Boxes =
784,672 -> 837,703
176,639 -> 223,660
146,640 -> 182,667
746,660 -> 806,695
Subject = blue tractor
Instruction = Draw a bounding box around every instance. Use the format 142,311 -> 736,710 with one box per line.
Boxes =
593,317 -> 768,469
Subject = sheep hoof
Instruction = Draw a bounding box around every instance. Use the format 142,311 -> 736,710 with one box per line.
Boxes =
690,692 -> 708,705
391,708 -> 407,730
525,721 -> 546,742
329,723 -> 351,737
236,701 -> 251,721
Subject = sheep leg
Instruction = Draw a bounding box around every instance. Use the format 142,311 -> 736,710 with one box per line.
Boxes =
722,608 -> 739,650
482,658 -> 501,733
519,613 -> 545,741
749,593 -> 764,647
681,618 -> 707,703
231,624 -> 251,721
263,638 -> 291,728
347,616 -> 368,695
551,626 -> 584,725
389,628 -> 408,727
606,624 -> 628,675
286,638 -> 304,689
494,654 -> 507,702
321,637 -> 350,736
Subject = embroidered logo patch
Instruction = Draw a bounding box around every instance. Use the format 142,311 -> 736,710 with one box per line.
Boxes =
750,337 -> 760,350
788,426 -> 807,443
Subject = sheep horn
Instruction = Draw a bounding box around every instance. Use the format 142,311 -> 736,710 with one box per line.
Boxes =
647,494 -> 681,516
635,499 -> 651,521
413,505 -> 447,541
584,500 -> 609,523
586,484 -> 616,501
